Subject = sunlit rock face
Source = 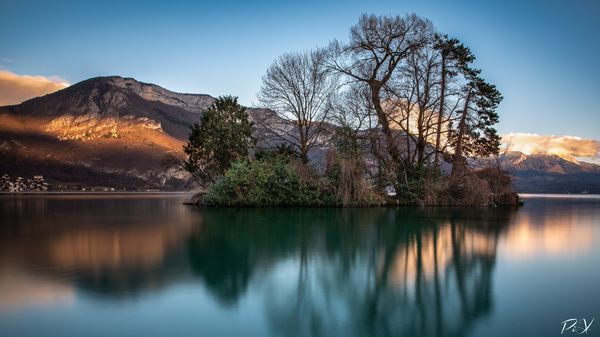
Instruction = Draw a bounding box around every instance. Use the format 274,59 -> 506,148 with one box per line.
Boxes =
44,114 -> 164,141
0,76 -> 221,189
0,75 -> 288,189
1,76 -> 214,139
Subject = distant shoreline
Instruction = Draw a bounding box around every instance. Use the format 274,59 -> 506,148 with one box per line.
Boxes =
1,192 -> 598,203
519,193 -> 600,199
0,191 -> 192,195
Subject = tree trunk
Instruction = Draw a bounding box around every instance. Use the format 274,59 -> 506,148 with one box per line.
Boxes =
434,54 -> 447,172
370,83 -> 401,164
299,126 -> 309,164
451,90 -> 471,178
416,106 -> 426,167
370,82 -> 405,195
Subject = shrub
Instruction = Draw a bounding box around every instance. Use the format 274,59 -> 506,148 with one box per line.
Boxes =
475,167 -> 520,206
203,158 -> 336,207
442,174 -> 492,206
326,152 -> 384,206
395,163 -> 428,204
204,152 -> 385,207
433,166 -> 519,206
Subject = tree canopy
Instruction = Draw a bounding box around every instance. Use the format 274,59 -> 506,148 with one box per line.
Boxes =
183,96 -> 254,185
184,13 -> 516,206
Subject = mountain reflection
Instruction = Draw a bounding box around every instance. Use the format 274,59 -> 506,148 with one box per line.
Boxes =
0,196 -> 197,299
1,196 -> 521,336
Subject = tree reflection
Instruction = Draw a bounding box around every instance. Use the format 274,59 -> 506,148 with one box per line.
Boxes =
188,232 -> 252,306
188,207 -> 515,337
1,196 -> 517,336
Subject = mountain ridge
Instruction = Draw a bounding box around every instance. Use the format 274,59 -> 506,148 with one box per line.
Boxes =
2,76 -> 599,192
499,151 -> 600,193
0,76 -> 215,189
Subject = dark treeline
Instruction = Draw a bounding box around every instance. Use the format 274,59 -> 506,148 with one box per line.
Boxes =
183,13 -> 519,207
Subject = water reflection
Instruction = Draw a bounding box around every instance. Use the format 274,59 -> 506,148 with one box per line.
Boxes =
0,270 -> 74,311
188,208 -> 514,337
0,195 -> 196,299
502,197 -> 599,260
1,195 -> 598,337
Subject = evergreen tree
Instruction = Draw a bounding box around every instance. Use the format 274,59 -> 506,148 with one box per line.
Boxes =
183,96 -> 254,185
433,35 -> 475,171
451,75 -> 502,177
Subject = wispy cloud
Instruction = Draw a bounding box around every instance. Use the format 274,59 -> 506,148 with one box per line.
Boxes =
0,70 -> 69,106
502,133 -> 600,163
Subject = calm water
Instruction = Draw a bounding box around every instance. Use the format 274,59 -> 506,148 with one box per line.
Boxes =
0,194 -> 599,337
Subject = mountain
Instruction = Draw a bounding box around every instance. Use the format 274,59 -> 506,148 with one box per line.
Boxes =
0,76 -> 216,190
3,75 -> 598,193
500,151 -> 600,193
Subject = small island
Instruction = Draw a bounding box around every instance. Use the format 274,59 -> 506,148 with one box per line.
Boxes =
181,14 -> 519,208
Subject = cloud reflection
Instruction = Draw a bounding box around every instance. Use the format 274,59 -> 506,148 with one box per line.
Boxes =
0,270 -> 74,312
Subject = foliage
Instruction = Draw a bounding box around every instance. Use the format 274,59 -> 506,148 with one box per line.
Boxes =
395,162 -> 428,203
183,96 -> 254,185
475,167 -> 520,206
325,152 -> 384,206
193,14 -> 519,207
457,77 -> 503,158
414,166 -> 519,207
203,158 -> 336,207
204,153 -> 384,207
333,124 -> 361,160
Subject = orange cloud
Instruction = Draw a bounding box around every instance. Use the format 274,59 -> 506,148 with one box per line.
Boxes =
0,70 -> 69,106
502,133 -> 600,162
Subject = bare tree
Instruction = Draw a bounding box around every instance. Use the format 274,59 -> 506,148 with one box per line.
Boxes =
257,49 -> 339,164
389,39 -> 442,167
329,83 -> 372,153
327,13 -> 433,191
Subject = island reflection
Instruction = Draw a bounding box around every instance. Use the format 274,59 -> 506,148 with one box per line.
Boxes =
1,196 -> 533,337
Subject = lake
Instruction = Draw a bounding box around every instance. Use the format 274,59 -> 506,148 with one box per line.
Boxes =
0,194 -> 598,337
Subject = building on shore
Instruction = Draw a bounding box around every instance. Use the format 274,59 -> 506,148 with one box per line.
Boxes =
1,174 -> 50,192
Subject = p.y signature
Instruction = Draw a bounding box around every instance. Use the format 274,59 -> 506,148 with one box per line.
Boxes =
561,318 -> 594,334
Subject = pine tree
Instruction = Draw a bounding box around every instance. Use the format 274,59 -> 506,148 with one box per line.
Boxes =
451,75 -> 502,177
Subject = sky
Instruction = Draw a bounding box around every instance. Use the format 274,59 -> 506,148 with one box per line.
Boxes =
1,0 -> 599,153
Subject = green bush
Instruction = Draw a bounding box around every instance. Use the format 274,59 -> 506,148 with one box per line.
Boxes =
203,158 -> 336,207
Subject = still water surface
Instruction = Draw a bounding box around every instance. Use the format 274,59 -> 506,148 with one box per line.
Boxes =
0,194 -> 598,337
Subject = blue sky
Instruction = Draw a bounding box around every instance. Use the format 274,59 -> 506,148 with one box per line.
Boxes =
1,0 -> 599,139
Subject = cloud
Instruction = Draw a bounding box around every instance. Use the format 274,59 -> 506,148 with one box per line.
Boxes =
0,70 -> 69,106
502,133 -> 600,163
